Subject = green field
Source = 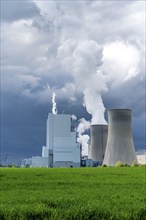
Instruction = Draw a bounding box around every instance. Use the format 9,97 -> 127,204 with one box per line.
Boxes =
0,167 -> 146,220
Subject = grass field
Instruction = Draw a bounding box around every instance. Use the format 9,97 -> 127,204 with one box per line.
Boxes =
0,167 -> 146,220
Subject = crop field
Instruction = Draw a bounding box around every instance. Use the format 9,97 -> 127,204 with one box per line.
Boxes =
0,167 -> 146,220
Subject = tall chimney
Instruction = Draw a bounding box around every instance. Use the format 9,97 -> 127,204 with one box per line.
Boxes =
88,125 -> 108,164
103,109 -> 137,166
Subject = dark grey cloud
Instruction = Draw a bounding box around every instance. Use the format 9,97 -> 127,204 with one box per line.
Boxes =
104,76 -> 145,115
1,0 -> 39,22
103,74 -> 145,151
1,93 -> 47,159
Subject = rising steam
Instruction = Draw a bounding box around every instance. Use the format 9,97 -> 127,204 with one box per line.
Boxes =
57,39 -> 107,125
57,40 -> 108,154
77,118 -> 90,155
71,114 -> 77,121
52,92 -> 58,114
34,2 -> 141,155
35,1 -> 142,125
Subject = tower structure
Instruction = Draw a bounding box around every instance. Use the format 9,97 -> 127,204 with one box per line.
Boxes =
103,109 -> 137,166
88,125 -> 108,165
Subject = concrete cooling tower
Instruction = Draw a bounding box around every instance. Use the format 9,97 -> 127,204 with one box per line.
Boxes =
88,125 -> 108,164
103,109 -> 137,166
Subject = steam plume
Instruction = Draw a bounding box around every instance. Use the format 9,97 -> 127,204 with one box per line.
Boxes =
71,114 -> 77,120
77,118 -> 90,134
35,2 -> 142,126
57,39 -> 107,125
77,118 -> 90,155
52,92 -> 58,114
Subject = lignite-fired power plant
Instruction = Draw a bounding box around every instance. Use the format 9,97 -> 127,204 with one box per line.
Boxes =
31,107 -> 138,167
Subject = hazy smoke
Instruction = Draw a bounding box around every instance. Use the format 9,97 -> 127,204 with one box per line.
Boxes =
57,39 -> 107,125
33,1 -> 142,154
77,118 -> 90,155
77,134 -> 90,156
71,114 -> 77,120
52,92 -> 58,114
34,1 -> 142,126
77,118 -> 90,134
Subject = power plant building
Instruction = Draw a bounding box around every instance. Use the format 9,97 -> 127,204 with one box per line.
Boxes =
31,106 -> 138,167
32,113 -> 80,167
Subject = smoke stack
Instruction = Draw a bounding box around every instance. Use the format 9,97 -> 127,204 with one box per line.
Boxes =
103,109 -> 137,166
88,125 -> 108,164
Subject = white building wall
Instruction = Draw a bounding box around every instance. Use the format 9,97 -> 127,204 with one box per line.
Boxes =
32,156 -> 49,167
46,113 -> 54,149
53,144 -> 80,165
44,113 -> 80,167
53,114 -> 71,137
54,148 -> 74,162
73,144 -> 81,163
137,154 -> 146,164
54,132 -> 77,147
42,146 -> 49,157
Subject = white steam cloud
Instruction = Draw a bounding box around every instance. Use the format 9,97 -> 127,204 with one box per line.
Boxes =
77,118 -> 90,134
33,2 -> 142,127
71,114 -> 77,121
33,1 -> 143,155
57,39 -> 107,125
77,118 -> 90,155
52,92 -> 58,115
101,41 -> 141,87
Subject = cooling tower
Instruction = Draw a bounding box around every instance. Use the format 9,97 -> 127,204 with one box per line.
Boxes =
103,109 -> 137,166
88,125 -> 108,164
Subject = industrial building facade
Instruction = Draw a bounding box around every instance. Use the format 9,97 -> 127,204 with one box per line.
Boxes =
31,108 -> 139,168
32,113 -> 80,167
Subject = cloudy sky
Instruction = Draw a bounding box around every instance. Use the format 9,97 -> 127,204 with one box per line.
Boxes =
1,0 -> 145,163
